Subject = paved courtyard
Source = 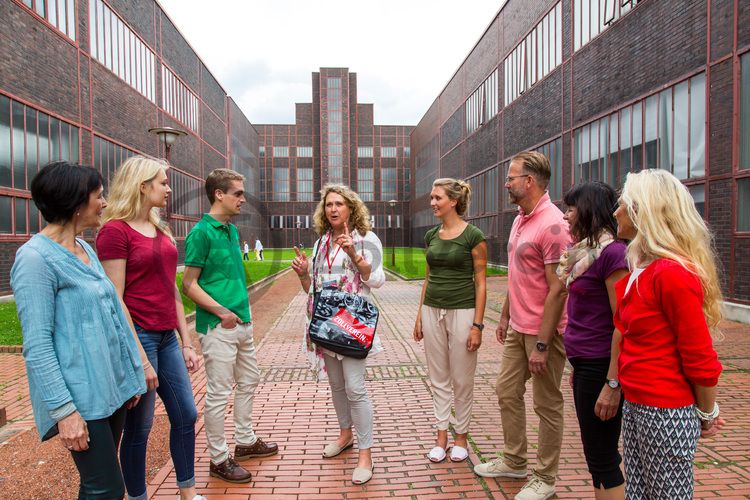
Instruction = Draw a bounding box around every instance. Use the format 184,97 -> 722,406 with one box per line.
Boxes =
1,272 -> 750,499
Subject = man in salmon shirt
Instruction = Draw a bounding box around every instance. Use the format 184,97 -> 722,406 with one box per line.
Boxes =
474,151 -> 571,500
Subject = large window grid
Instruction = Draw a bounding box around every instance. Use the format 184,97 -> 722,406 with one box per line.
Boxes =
415,137 -> 439,197
162,65 -> 199,132
574,72 -> 705,186
325,77 -> 344,183
380,167 -> 397,201
21,0 -> 76,40
739,178 -> 750,232
740,53 -> 750,171
273,167 -> 290,201
93,135 -> 134,192
89,0 -> 155,102
574,0 -> 642,52
296,146 -> 313,158
358,168 -> 374,201
231,138 -> 257,198
537,138 -> 563,201
467,166 -> 499,218
270,215 -> 311,229
358,146 -> 373,158
168,168 -> 202,220
297,168 -> 313,202
272,146 -> 289,157
504,3 -> 562,105
466,69 -> 499,134
0,96 -> 80,235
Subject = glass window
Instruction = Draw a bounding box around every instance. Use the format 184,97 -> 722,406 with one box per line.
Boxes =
658,89 -> 673,172
358,168 -> 374,201
403,147 -> 410,158
20,0 -> 76,41
740,53 -> 750,170
645,94 -> 658,168
689,73 -> 706,177
297,146 -> 313,157
575,0 -> 643,52
381,167 -> 397,200
0,197 -> 11,233
381,147 -> 397,158
15,198 -> 27,234
328,166 -> 343,184
273,168 -> 290,201
259,146 -> 265,158
738,178 -> 750,231
273,146 -> 289,157
358,146 -> 373,157
632,103 -> 642,172
297,168 -> 313,202
688,184 -> 705,219
673,81 -> 689,179
0,96 -> 11,187
12,102 -> 25,190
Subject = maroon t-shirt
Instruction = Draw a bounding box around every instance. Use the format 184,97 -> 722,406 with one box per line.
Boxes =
96,220 -> 178,331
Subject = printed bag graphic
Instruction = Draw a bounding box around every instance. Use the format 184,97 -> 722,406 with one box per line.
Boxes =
309,288 -> 379,359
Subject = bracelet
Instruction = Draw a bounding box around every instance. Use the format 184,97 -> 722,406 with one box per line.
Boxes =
695,402 -> 720,422
182,345 -> 195,350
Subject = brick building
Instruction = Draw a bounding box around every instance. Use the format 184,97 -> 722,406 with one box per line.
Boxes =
256,68 -> 413,249
411,0 -> 750,306
0,0 -> 259,293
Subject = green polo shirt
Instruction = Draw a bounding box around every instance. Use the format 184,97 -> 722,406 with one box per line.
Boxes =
184,214 -> 251,334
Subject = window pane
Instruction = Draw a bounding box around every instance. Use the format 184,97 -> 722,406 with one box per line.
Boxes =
15,198 -> 27,234
48,0 -> 57,29
67,0 -> 76,40
689,74 -> 706,177
12,102 -> 25,190
29,200 -> 40,233
742,54 -> 750,169
0,96 -> 10,187
658,89 -> 672,170
688,184 -> 705,219
600,116 -> 609,183
632,103 -> 643,172
0,197 -> 11,234
738,178 -> 750,231
673,81 -> 689,179
25,107 -> 38,182
645,94 -> 658,168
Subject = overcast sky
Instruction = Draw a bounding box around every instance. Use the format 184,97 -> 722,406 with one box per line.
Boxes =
157,0 -> 503,125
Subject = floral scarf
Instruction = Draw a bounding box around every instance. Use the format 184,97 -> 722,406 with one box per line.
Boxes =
303,231 -> 365,381
556,232 -> 615,288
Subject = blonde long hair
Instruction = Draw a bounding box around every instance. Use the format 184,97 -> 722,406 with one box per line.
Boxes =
102,156 -> 173,240
313,184 -> 372,236
620,169 -> 722,327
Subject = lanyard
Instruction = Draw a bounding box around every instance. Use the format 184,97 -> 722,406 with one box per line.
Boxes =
325,232 -> 343,273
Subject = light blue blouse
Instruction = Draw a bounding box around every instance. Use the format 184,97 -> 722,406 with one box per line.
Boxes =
11,234 -> 146,439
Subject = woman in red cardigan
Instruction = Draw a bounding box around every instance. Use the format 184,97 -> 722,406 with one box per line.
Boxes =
611,169 -> 725,499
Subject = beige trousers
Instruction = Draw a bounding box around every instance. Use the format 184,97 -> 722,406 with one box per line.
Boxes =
495,326 -> 565,483
421,305 -> 478,434
200,323 -> 261,464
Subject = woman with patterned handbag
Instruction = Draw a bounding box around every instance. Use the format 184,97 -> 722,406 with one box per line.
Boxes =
291,184 -> 385,485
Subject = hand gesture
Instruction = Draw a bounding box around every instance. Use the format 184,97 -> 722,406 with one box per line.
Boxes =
291,246 -> 309,277
58,411 -> 89,452
217,308 -> 241,329
335,221 -> 356,259
413,315 -> 423,342
183,346 -> 201,373
467,326 -> 482,352
594,383 -> 621,421
496,320 -> 509,344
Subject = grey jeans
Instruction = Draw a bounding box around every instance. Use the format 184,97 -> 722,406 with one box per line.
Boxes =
324,354 -> 373,449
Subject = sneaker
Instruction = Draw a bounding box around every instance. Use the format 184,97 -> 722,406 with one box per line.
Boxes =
209,456 -> 252,483
473,458 -> 527,478
235,437 -> 279,460
514,477 -> 555,500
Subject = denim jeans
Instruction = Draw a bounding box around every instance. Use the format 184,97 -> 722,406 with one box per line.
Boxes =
120,325 -> 198,500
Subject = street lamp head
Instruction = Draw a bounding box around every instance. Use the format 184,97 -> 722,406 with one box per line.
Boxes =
148,126 -> 187,146
388,199 -> 397,208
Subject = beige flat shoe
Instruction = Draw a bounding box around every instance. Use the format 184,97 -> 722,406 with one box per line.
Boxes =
352,463 -> 373,485
322,437 -> 354,458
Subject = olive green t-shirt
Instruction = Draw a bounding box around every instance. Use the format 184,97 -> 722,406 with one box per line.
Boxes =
423,224 -> 485,309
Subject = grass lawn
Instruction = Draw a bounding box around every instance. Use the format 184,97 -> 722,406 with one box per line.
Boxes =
0,302 -> 22,346
383,247 -> 507,279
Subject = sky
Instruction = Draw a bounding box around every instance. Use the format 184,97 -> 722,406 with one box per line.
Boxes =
157,0 -> 503,126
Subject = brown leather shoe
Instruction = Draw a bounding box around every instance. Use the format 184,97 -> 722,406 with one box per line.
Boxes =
235,437 -> 279,460
209,456 -> 252,483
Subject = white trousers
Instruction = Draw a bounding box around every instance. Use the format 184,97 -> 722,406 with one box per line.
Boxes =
200,323 -> 261,464
421,305 -> 478,433
323,354 -> 373,449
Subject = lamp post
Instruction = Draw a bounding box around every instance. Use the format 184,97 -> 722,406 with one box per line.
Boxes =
388,199 -> 397,267
148,126 -> 187,164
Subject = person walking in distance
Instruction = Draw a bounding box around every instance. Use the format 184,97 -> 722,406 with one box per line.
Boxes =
182,169 -> 278,484
474,151 -> 571,500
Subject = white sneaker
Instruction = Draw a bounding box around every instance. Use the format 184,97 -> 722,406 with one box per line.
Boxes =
514,477 -> 555,500
473,458 -> 528,478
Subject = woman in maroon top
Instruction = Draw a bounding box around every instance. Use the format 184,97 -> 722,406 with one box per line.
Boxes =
613,169 -> 724,499
97,156 -> 203,500
557,181 -> 628,500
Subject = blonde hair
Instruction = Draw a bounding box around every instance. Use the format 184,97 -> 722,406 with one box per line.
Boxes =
620,169 -> 722,327
432,178 -> 472,216
102,155 -> 173,240
313,184 -> 372,236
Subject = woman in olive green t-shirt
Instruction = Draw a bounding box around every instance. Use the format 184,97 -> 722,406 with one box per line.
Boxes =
413,178 -> 488,463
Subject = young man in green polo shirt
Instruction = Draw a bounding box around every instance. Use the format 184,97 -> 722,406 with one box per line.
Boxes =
182,169 -> 278,484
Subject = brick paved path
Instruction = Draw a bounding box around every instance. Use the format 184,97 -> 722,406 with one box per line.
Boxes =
2,273 -> 750,498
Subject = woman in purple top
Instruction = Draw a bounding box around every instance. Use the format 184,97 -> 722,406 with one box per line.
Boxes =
557,181 -> 628,500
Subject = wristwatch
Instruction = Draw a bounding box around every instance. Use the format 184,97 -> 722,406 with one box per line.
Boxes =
472,322 -> 485,331
607,379 -> 621,390
535,341 -> 548,352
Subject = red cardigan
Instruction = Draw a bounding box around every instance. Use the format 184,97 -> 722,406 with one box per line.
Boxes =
614,259 -> 722,408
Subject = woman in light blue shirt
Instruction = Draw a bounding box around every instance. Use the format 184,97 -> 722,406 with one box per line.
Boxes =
11,161 -> 147,499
